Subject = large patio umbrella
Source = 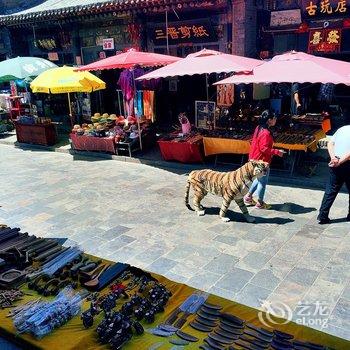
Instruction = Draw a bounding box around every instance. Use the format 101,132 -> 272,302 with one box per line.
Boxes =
0,56 -> 57,82
136,49 -> 262,80
75,48 -> 181,71
214,51 -> 350,85
30,66 -> 106,125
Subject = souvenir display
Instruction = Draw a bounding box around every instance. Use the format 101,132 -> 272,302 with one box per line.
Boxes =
0,226 -> 339,349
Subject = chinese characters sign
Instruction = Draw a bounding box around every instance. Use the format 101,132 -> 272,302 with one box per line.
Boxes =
308,28 -> 342,52
152,20 -> 216,44
303,0 -> 349,17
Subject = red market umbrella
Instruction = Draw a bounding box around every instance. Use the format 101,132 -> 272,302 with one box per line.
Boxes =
136,49 -> 262,80
76,49 -> 181,71
214,51 -> 350,85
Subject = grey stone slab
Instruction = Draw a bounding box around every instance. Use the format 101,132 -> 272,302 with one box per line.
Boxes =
342,283 -> 350,301
187,271 -> 222,291
286,267 -> 319,286
208,286 -> 235,301
243,230 -> 268,243
250,269 -> 281,291
328,298 -> 350,330
237,252 -> 272,272
204,253 -> 239,274
322,323 -> 350,341
102,225 -> 131,240
235,283 -> 272,309
213,234 -> 238,246
215,268 -> 253,293
100,235 -> 136,251
147,257 -> 177,275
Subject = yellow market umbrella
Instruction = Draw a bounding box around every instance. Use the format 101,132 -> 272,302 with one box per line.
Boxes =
30,66 -> 106,121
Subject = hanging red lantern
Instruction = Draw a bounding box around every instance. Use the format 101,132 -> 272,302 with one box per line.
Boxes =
343,18 -> 350,28
297,22 -> 309,33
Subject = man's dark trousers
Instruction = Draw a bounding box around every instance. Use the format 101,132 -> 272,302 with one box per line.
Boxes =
318,161 -> 350,220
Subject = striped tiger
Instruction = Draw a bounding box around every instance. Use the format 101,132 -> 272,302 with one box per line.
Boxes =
185,160 -> 269,223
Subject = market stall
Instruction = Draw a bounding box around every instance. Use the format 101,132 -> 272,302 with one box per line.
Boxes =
70,114 -> 155,157
14,116 -> 57,146
0,225 -> 347,350
76,49 -> 180,153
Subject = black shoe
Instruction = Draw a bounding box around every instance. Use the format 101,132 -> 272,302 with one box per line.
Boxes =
318,217 -> 331,225
347,214 -> 350,222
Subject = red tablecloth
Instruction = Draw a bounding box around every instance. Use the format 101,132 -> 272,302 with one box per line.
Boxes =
70,133 -> 116,154
158,137 -> 203,163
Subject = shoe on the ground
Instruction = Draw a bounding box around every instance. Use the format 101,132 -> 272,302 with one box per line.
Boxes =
318,217 -> 331,225
244,194 -> 256,205
347,214 -> 350,221
254,201 -> 271,210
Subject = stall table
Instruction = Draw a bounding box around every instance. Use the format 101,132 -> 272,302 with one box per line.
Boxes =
70,133 -> 116,154
158,134 -> 204,163
15,122 -> 57,146
203,129 -> 326,174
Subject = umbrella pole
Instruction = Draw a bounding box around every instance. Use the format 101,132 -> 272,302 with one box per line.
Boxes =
67,93 -> 73,127
206,73 -> 209,102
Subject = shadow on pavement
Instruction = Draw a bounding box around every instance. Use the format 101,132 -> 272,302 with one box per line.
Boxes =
270,202 -> 317,215
201,207 -> 295,225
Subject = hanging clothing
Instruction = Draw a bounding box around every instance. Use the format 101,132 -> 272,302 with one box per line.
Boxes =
133,67 -> 146,90
135,90 -> 143,117
124,98 -> 134,117
118,69 -> 134,101
143,90 -> 155,120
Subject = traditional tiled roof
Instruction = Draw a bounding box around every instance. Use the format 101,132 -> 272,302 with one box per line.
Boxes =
0,0 -> 222,25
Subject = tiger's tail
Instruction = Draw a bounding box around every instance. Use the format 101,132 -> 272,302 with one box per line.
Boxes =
185,179 -> 193,210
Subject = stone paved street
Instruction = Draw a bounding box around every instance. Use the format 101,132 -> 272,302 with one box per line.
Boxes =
0,145 -> 349,340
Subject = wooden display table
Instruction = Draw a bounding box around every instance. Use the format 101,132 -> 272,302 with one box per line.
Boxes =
15,122 -> 57,146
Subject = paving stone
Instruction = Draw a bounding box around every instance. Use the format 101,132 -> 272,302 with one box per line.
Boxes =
213,234 -> 238,246
208,286 -> 236,301
328,298 -> 350,330
203,253 -> 239,274
187,272 -> 222,291
286,267 -> 319,286
235,283 -> 272,309
215,268 -> 253,293
342,283 -> 350,301
236,252 -> 272,272
147,257 -> 177,275
322,324 -> 350,341
250,269 -> 281,291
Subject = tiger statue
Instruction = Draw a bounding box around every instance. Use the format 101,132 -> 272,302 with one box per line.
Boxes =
185,160 -> 269,223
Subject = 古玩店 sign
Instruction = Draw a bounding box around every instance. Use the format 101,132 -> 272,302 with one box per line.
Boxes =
303,0 -> 349,17
151,20 -> 216,45
308,28 -> 342,52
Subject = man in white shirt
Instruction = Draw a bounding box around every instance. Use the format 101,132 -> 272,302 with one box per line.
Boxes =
318,125 -> 350,224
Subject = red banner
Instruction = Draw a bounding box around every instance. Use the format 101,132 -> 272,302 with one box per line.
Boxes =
308,28 -> 342,53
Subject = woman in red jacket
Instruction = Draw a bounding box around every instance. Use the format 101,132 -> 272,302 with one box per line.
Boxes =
244,110 -> 284,209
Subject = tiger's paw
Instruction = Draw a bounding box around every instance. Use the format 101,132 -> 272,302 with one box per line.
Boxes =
197,210 -> 205,216
221,216 -> 230,222
244,214 -> 256,223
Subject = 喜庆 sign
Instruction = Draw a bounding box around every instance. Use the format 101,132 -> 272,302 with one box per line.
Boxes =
308,28 -> 342,52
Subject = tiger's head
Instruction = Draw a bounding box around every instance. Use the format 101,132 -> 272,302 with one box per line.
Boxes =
249,160 -> 269,178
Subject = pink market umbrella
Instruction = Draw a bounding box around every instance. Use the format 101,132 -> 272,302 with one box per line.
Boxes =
214,51 -> 350,85
75,49 -> 181,71
136,49 -> 262,80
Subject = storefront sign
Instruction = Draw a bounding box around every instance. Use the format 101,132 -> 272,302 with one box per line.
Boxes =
151,20 -> 216,45
102,38 -> 114,50
308,28 -> 342,52
303,0 -> 349,17
48,52 -> 59,61
270,9 -> 302,27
